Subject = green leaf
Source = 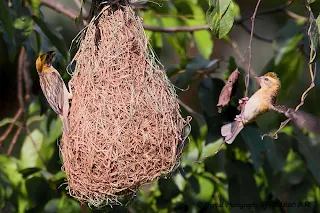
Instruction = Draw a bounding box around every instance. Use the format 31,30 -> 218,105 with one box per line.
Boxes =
232,1 -> 241,19
317,15 -> 320,38
283,148 -> 306,185
32,15 -> 68,59
263,51 -> 304,102
25,174 -> 51,208
173,173 -> 186,191
198,78 -> 225,116
199,138 -> 224,160
14,16 -> 33,46
0,0 -> 16,59
176,55 -> 210,88
226,160 -> 261,204
0,0 -> 14,40
0,161 -> 14,208
28,0 -> 41,16
163,34 -> 187,60
193,30 -> 213,59
44,198 -> 81,213
157,178 -> 180,208
75,6 -> 84,29
181,2 -> 213,59
12,0 -> 22,9
265,133 -> 292,173
295,130 -> 320,185
19,167 -> 42,178
0,156 -> 29,213
309,14 -> 319,54
273,20 -> 304,65
192,173 -> 215,202
206,0 -> 235,39
241,126 -> 267,171
20,129 -> 45,169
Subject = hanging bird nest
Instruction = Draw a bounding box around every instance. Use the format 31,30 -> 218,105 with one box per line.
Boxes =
61,0 -> 189,207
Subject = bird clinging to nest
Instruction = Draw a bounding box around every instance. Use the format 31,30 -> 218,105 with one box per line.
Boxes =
36,51 -> 72,132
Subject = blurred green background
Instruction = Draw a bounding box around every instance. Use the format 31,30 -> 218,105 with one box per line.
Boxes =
1,0 -> 320,212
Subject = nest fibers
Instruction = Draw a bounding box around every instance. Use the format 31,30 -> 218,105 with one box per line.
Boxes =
61,3 -> 189,206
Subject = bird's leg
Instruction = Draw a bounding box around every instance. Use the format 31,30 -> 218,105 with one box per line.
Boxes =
237,97 -> 249,111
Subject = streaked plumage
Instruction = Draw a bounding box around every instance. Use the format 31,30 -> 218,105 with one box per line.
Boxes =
221,72 -> 281,144
36,51 -> 72,132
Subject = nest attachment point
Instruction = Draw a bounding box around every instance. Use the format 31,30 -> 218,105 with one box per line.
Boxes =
61,4 -> 188,206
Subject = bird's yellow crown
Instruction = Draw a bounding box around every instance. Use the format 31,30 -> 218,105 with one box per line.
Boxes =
260,72 -> 281,91
264,72 -> 279,81
36,51 -> 55,73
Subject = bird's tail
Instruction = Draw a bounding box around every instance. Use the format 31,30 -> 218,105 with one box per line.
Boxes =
59,114 -> 69,133
221,121 -> 244,144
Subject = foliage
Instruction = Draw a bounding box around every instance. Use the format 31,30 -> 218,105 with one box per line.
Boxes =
0,0 -> 320,212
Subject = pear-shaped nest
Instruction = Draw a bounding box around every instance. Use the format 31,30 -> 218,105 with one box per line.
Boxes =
60,3 -> 188,207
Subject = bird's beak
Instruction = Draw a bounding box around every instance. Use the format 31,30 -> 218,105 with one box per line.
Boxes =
45,51 -> 56,65
255,76 -> 262,85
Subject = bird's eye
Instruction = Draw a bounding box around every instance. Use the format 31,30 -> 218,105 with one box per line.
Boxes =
264,77 -> 269,81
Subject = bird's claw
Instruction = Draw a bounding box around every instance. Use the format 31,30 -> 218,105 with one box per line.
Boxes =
68,81 -> 73,98
237,97 -> 249,111
234,114 -> 243,122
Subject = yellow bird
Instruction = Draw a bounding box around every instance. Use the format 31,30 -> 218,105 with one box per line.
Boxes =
36,51 -> 72,132
221,72 -> 281,144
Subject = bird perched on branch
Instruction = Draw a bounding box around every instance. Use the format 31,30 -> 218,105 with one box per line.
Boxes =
221,72 -> 281,144
36,51 -> 72,132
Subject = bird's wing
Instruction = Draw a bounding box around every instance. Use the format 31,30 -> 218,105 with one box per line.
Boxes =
40,69 -> 65,115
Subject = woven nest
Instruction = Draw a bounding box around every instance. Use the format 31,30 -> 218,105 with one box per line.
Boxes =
61,2 -> 188,206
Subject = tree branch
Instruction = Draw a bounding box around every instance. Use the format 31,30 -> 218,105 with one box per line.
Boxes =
143,24 -> 209,32
0,109 -> 23,144
7,124 -> 23,155
40,0 -> 79,20
40,0 -> 305,43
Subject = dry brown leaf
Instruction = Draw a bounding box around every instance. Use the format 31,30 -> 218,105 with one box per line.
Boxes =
217,69 -> 241,113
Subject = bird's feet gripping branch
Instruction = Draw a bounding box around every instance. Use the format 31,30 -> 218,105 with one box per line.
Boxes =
237,97 -> 249,111
220,72 -> 281,144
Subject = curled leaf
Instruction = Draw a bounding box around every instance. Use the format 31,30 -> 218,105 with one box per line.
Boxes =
217,69 -> 240,112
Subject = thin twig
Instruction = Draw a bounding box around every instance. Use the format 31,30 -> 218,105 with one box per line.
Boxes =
23,59 -> 32,101
17,48 -> 25,114
0,108 -> 23,144
7,125 -> 23,155
245,0 -> 262,98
